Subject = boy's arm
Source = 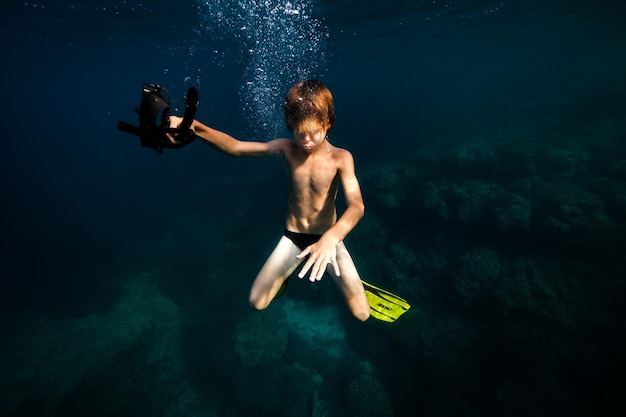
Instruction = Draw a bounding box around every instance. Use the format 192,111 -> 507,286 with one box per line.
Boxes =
297,151 -> 365,281
323,151 -> 365,243
169,116 -> 287,157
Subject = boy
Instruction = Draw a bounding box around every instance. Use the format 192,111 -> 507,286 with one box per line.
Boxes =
170,80 -> 370,321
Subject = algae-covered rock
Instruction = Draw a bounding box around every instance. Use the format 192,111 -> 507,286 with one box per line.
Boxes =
580,175 -> 626,222
492,143 -> 536,179
494,257 -> 593,330
494,258 -> 563,321
233,307 -> 288,366
534,180 -> 610,253
422,181 -> 450,224
0,274 -> 208,416
419,178 -> 530,236
384,240 -> 449,299
451,247 -> 502,307
600,159 -> 626,180
367,163 -> 418,211
445,181 -> 504,228
312,390 -> 330,417
491,192 -> 531,234
441,143 -> 498,180
447,181 -> 527,233
540,144 -> 590,176
346,374 -> 393,417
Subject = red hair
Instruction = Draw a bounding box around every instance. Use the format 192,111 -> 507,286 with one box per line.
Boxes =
283,80 -> 334,132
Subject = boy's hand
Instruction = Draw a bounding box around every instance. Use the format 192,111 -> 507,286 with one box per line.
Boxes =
165,116 -> 183,144
169,115 -> 183,127
296,237 -> 341,282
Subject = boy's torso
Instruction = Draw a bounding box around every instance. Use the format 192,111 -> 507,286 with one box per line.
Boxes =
282,140 -> 343,234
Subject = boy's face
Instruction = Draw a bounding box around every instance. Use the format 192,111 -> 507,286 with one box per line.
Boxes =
293,118 -> 328,153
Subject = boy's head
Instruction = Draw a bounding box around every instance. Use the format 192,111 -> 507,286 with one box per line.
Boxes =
283,80 -> 334,134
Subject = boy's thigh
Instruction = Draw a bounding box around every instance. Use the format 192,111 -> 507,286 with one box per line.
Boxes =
254,236 -> 302,285
249,236 -> 303,308
328,242 -> 364,294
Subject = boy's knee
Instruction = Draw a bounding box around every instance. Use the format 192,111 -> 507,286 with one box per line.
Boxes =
355,310 -> 370,322
347,295 -> 370,321
249,295 -> 270,311
352,305 -> 370,322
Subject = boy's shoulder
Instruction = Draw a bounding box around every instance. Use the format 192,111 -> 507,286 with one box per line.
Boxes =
329,144 -> 355,164
265,138 -> 296,156
277,139 -> 354,167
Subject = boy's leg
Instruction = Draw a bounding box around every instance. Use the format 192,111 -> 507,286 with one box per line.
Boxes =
249,236 -> 303,310
328,242 -> 370,321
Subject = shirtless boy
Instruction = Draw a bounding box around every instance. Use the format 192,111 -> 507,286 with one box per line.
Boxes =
170,80 -> 370,321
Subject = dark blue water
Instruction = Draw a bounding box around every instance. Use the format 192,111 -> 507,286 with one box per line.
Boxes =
1,1 -> 625,416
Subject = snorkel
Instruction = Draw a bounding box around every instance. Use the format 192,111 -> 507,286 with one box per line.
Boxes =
117,83 -> 198,153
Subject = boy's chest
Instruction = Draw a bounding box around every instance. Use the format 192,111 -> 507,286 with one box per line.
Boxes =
289,159 -> 338,194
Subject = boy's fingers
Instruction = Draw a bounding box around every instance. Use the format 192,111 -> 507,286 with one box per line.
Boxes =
311,261 -> 326,281
296,247 -> 311,259
297,245 -> 336,281
296,248 -> 312,278
298,257 -> 313,278
309,257 -> 322,281
331,257 -> 340,277
313,256 -> 330,281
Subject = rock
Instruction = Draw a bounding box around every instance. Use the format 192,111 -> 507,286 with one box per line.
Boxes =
493,143 -> 536,179
491,192 -> 531,234
533,180 -> 608,252
233,308 -> 288,366
422,182 -> 450,224
451,247 -> 502,307
0,274 -> 210,416
367,163 -> 418,212
346,374 -> 393,417
539,144 -> 590,176
444,181 -> 503,228
441,143 -> 498,180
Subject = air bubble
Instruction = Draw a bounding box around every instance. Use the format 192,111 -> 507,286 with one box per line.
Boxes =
196,0 -> 327,136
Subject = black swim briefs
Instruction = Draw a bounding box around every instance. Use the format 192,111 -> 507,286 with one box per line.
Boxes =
284,229 -> 322,250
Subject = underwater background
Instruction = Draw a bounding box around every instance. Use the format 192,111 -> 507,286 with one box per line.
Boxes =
1,0 -> 625,416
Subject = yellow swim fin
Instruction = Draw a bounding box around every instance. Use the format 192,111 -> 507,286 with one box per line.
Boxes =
362,280 -> 411,322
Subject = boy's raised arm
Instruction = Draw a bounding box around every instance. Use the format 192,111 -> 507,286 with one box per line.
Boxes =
169,116 -> 286,157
